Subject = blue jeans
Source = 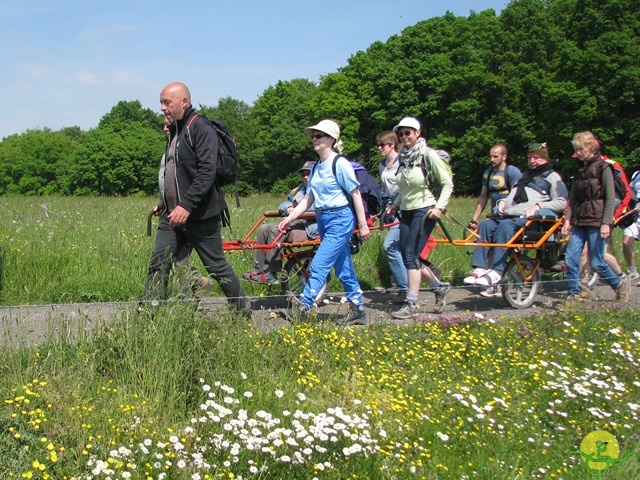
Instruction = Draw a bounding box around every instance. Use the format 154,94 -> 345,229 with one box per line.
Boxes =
565,225 -> 621,294
471,217 -> 527,273
383,224 -> 408,292
300,207 -> 363,308
400,208 -> 436,270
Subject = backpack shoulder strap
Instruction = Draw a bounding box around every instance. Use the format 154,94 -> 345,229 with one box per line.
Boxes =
184,113 -> 203,148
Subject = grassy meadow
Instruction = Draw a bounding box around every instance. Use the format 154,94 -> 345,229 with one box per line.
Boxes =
0,195 -> 483,306
1,195 -> 639,479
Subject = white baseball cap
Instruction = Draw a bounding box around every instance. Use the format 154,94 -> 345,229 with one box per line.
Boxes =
393,116 -> 421,132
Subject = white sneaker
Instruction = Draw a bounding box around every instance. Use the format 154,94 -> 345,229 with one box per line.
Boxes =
587,272 -> 599,288
479,286 -> 501,298
628,271 -> 639,281
463,268 -> 487,285
475,269 -> 502,286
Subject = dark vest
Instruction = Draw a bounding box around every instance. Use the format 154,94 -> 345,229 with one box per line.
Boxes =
571,156 -> 607,227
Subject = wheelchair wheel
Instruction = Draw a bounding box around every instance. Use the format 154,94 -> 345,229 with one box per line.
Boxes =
282,252 -> 329,303
502,255 -> 541,309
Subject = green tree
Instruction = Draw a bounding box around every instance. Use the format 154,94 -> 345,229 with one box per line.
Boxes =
199,97 -> 259,195
250,79 -> 319,192
66,124 -> 164,196
0,128 -> 79,195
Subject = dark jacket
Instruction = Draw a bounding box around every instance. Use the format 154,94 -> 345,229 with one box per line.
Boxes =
569,154 -> 615,228
165,106 -> 227,221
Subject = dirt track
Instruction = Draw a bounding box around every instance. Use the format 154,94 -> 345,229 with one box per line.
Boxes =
1,278 -> 635,348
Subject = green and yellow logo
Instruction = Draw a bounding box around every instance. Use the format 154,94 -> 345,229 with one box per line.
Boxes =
574,430 -> 636,476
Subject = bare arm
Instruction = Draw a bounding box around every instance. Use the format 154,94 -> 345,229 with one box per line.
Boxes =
278,194 -> 314,232
471,185 -> 489,224
350,189 -> 370,241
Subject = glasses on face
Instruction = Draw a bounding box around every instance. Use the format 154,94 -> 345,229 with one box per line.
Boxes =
311,133 -> 327,140
378,143 -> 390,148
397,130 -> 414,137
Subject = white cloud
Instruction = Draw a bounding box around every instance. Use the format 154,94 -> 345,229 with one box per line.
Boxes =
24,63 -> 48,80
75,71 -> 98,85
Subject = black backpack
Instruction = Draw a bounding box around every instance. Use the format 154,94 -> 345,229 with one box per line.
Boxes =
185,114 -> 240,205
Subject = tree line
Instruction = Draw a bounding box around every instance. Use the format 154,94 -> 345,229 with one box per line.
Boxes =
1,0 -> 638,198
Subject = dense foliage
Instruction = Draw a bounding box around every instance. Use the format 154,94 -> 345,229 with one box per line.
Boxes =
1,0 -> 638,196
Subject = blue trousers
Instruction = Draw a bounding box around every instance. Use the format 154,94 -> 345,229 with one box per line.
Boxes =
471,217 -> 527,273
383,224 -> 408,292
300,207 -> 363,308
565,225 -> 621,294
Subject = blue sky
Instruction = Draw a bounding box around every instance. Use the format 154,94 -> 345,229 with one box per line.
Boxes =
0,0 -> 506,139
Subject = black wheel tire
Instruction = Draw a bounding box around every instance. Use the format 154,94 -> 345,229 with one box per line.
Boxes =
282,252 -> 329,303
502,255 -> 541,309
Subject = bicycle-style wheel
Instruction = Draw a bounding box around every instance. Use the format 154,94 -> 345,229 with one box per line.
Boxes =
282,252 -> 329,303
502,255 -> 541,309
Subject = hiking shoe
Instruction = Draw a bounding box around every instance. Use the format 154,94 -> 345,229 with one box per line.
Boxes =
193,275 -> 213,293
479,286 -> 501,298
338,304 -> 367,326
281,302 -> 311,322
579,284 -> 591,300
615,274 -> 630,302
433,283 -> 451,313
243,269 -> 279,285
463,268 -> 487,285
628,271 -> 639,282
475,269 -> 502,286
549,260 -> 566,272
392,301 -> 418,319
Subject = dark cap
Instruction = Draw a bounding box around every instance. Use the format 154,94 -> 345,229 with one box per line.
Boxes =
298,160 -> 317,172
527,142 -> 549,160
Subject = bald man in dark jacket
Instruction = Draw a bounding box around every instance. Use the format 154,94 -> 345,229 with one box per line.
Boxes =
142,82 -> 249,316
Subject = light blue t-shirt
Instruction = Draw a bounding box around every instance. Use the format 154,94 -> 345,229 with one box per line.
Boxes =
309,153 -> 360,211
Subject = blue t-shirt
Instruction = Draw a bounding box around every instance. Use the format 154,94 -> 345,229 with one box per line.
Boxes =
483,164 -> 522,208
309,154 -> 360,211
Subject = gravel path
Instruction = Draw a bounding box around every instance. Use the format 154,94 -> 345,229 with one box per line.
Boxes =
1,278 -> 634,348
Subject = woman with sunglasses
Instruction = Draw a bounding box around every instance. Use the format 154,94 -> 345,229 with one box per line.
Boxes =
278,119 -> 370,325
387,117 -> 454,318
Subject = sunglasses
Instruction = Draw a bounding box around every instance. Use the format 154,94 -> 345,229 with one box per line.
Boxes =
397,130 -> 414,137
311,133 -> 328,139
378,143 -> 390,147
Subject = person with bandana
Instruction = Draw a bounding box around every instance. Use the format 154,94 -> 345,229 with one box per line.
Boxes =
386,117 -> 454,318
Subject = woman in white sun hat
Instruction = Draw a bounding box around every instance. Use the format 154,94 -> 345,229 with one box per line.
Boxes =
278,119 -> 370,326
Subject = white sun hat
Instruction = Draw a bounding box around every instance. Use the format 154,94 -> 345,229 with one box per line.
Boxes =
304,119 -> 340,140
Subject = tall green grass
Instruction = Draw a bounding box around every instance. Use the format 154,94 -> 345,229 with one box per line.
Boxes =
0,195 -> 481,306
